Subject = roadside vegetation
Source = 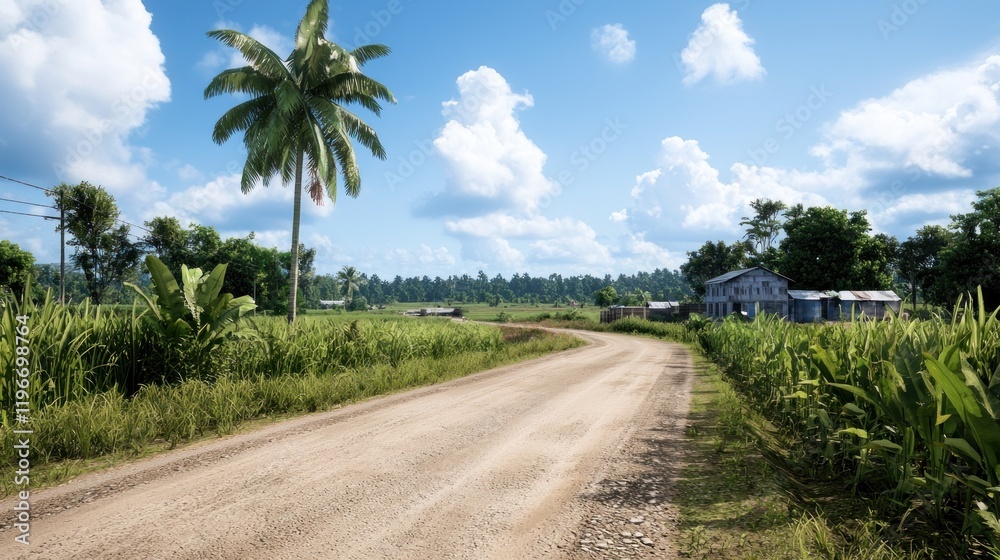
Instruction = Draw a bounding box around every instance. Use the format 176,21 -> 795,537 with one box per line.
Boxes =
676,352 -> 945,559
0,267 -> 582,497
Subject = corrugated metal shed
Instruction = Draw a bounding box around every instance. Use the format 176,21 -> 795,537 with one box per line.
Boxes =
646,301 -> 679,309
838,290 -> 902,302
788,290 -> 824,322
836,290 -> 902,319
787,290 -> 822,300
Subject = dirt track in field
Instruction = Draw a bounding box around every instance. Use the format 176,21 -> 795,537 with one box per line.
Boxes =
0,330 -> 693,559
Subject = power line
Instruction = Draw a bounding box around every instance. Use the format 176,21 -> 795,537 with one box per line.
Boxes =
0,196 -> 55,209
0,209 -> 59,220
0,173 -> 153,235
0,174 -> 48,193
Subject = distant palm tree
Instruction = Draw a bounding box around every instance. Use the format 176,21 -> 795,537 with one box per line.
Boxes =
637,290 -> 652,306
204,0 -> 395,322
337,265 -> 365,302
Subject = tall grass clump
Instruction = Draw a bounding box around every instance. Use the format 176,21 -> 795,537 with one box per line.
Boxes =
227,317 -> 504,378
697,288 -> 1000,550
0,280 -> 163,415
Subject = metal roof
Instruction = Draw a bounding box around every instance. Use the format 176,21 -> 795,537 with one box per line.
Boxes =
837,290 -> 901,302
787,290 -> 823,300
646,301 -> 679,309
705,266 -> 793,285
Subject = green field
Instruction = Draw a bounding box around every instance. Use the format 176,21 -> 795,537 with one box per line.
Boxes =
301,301 -> 601,323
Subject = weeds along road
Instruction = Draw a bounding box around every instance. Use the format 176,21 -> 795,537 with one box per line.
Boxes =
0,330 -> 693,560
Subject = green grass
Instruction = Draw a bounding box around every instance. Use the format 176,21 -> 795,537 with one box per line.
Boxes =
0,325 -> 582,497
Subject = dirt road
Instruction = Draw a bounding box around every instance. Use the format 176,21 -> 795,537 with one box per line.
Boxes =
0,330 -> 693,559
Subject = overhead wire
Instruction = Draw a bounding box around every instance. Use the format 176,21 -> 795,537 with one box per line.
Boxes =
0,173 -> 154,235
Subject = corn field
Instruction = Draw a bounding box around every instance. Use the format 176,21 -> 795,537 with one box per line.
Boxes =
697,290 -> 1000,543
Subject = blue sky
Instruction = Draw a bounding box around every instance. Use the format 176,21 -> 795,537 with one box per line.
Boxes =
3,1 -> 1000,278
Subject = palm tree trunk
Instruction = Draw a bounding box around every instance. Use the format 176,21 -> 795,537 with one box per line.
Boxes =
287,150 -> 304,323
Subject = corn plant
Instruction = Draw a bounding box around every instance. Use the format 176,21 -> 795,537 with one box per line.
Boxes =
697,288 -> 1000,544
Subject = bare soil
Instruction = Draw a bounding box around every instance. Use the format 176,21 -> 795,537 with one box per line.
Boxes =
0,330 -> 692,559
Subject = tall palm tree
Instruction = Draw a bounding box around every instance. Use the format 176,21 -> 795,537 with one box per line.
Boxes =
337,265 -> 365,303
204,0 -> 394,322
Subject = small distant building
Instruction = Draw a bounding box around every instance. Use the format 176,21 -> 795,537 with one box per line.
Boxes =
704,267 -> 792,320
788,290 -> 839,323
600,301 -> 681,323
419,308 -> 463,318
831,291 -> 901,320
788,290 -> 822,323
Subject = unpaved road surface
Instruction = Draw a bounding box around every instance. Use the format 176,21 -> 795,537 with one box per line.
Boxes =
0,330 -> 693,559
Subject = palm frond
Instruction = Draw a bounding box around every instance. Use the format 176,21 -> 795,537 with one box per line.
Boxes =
350,44 -> 392,66
205,30 -> 289,80
211,96 -> 274,144
294,0 -> 329,50
273,79 -> 306,118
322,72 -> 396,105
204,67 -> 279,99
330,125 -> 361,198
332,105 -> 387,161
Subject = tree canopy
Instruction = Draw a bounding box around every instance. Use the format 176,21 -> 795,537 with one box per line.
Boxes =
50,182 -> 141,304
0,240 -> 35,297
931,188 -> 1000,308
680,240 -> 752,297
777,206 -> 896,290
898,225 -> 953,308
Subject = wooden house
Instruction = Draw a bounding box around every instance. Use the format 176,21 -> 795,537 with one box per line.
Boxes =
704,267 -> 792,320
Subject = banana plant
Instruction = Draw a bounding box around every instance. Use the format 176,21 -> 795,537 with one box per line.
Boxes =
128,256 -> 256,351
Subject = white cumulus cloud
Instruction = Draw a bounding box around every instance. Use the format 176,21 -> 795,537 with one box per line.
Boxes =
0,0 -> 170,194
624,137 -> 828,243
445,213 -> 612,268
591,24 -> 636,64
812,55 -> 1000,179
432,66 -> 560,215
148,173 -> 333,228
680,3 -> 764,86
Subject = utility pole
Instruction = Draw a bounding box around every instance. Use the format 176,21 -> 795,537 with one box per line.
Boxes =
59,190 -> 65,304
